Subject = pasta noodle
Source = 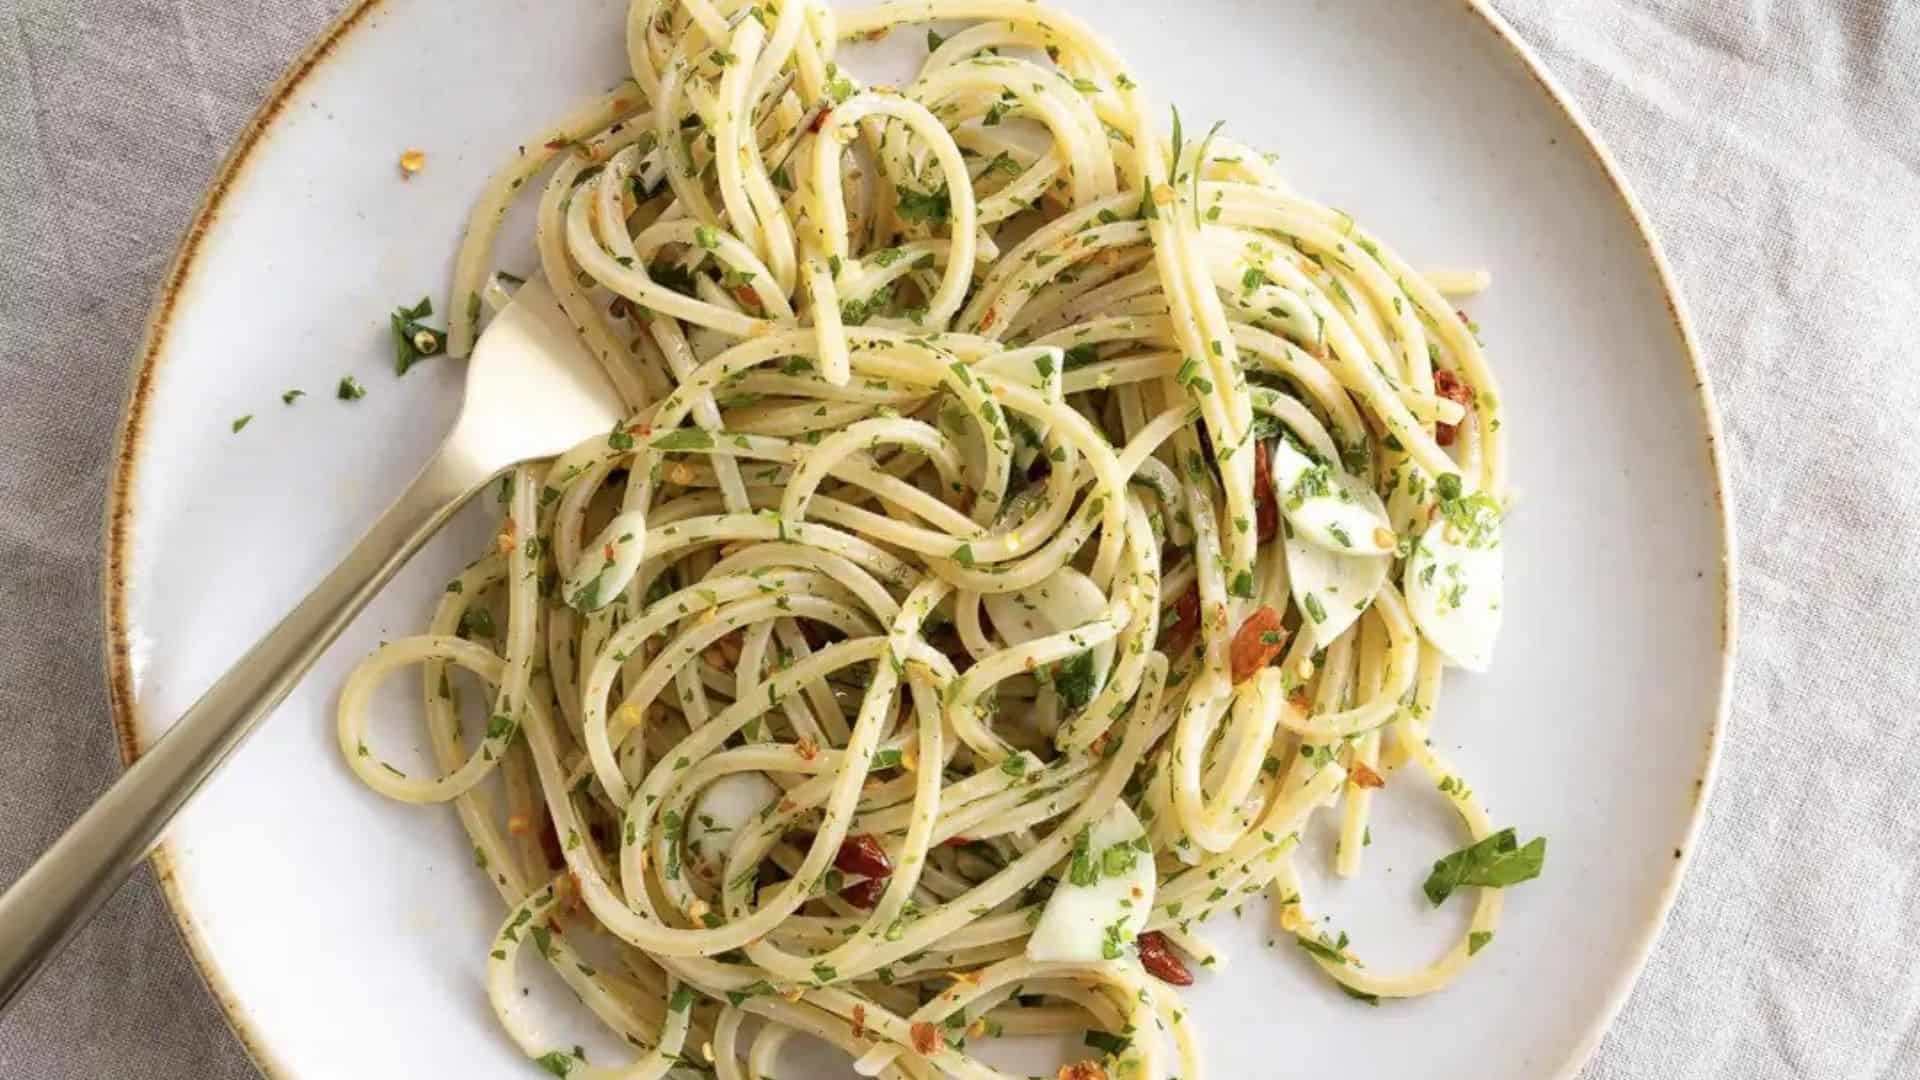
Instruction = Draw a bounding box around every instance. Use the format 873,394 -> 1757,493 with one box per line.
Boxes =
339,2 -> 1540,1076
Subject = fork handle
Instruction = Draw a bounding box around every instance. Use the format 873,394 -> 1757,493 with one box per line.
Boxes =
0,442 -> 491,1012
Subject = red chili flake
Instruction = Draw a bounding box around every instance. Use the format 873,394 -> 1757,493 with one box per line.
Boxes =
838,876 -> 887,909
1229,606 -> 1288,684
603,543 -> 617,561
809,108 -> 832,133
1433,368 -> 1472,446
733,285 -> 761,310
910,1021 -> 940,1055
1135,930 -> 1194,986
940,836 -> 971,849
1349,761 -> 1387,789
1060,1064 -> 1109,1080
796,737 -> 820,762
834,834 -> 893,879
850,1003 -> 868,1040
978,307 -> 998,331
1287,685 -> 1313,710
544,138 -> 569,151
1252,441 -> 1279,543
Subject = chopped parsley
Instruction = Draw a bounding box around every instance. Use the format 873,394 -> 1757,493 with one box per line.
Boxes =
388,296 -> 445,375
1423,828 -> 1546,905
895,183 -> 952,224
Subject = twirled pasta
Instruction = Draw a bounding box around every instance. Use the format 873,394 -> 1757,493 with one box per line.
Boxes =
341,2 -> 1536,1077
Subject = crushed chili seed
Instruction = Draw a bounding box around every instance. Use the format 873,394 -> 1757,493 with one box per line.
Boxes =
1229,606 -> 1288,683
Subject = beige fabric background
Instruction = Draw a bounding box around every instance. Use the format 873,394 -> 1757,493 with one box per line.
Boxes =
3,1 -> 1916,1076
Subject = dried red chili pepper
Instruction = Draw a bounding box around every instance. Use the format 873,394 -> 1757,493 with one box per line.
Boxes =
1135,930 -> 1194,986
1229,606 -> 1288,683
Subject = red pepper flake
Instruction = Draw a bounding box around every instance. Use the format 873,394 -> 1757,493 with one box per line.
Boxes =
1433,368 -> 1472,446
1252,441 -> 1279,543
850,1003 -> 867,1040
1229,606 -> 1288,683
544,137 -> 569,151
1135,930 -> 1194,986
978,307 -> 998,331
940,836 -> 971,848
1349,761 -> 1386,789
1059,1061 -> 1109,1080
603,543 -> 617,561
834,834 -> 892,879
838,876 -> 887,909
796,736 -> 820,762
808,108 -> 832,134
733,285 -> 761,310
910,1021 -> 939,1055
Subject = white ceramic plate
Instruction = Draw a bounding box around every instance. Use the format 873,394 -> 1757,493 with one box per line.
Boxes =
105,1 -> 1733,1077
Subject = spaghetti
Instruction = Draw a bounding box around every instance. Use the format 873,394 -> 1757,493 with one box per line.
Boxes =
340,1 -> 1540,1076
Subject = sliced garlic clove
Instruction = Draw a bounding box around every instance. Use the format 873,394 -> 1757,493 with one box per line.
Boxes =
687,772 -> 780,874
1284,528 -> 1390,648
1026,801 -> 1155,964
1268,440 -> 1395,556
1404,494 -> 1504,671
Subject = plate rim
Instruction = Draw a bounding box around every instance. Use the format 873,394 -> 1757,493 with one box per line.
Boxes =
97,2 -> 1737,1077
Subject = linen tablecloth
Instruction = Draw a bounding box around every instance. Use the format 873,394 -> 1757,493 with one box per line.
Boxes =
3,1 -> 1916,1076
